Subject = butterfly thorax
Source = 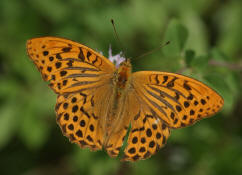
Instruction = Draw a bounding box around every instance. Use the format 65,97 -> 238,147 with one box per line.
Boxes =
116,59 -> 132,90
109,59 -> 132,115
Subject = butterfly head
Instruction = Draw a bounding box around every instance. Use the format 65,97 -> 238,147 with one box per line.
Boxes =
119,58 -> 131,67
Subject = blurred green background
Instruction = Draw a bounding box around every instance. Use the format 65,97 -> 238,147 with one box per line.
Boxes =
0,0 -> 242,175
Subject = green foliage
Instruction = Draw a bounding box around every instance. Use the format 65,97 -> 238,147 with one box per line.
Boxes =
163,19 -> 188,57
0,0 -> 241,175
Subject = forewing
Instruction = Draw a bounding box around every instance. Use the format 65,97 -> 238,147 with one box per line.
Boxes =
131,71 -> 224,129
26,37 -> 115,94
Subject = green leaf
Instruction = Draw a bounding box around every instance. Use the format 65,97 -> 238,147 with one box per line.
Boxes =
163,19 -> 189,57
0,104 -> 17,149
19,109 -> 50,150
18,84 -> 55,150
210,48 -> 229,61
185,49 -> 196,67
190,54 -> 209,71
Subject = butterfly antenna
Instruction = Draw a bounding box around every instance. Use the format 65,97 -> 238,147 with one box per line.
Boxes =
133,41 -> 170,61
111,19 -> 127,59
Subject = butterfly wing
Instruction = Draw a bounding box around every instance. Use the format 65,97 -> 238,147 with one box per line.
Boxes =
122,91 -> 171,161
122,71 -> 224,161
131,71 -> 224,128
55,83 -> 114,150
27,37 -> 115,93
26,37 -> 116,150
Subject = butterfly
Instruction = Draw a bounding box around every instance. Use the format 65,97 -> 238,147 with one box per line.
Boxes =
26,37 -> 224,161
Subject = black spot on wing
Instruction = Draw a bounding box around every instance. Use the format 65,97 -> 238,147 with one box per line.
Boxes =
78,48 -> 85,61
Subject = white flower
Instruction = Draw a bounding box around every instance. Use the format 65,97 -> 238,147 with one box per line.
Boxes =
108,45 -> 125,67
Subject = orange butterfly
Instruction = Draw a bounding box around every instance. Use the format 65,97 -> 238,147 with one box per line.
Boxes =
26,37 -> 224,161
